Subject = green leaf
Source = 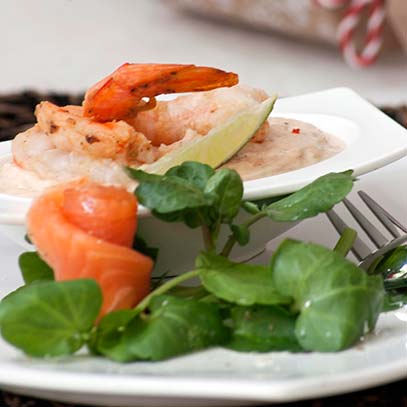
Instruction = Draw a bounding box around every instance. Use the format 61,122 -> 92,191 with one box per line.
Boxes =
151,207 -> 208,229
136,176 -> 212,214
167,285 -> 210,300
227,305 -> 302,352
197,252 -> 291,306
88,309 -> 136,356
204,169 -> 243,223
135,166 -> 216,230
132,235 -> 159,261
382,291 -> 407,312
271,239 -> 384,352
265,171 -> 354,222
373,245 -> 407,279
247,195 -> 289,212
125,167 -> 162,183
134,162 -> 245,236
241,201 -> 261,215
166,161 -> 215,191
0,279 -> 102,357
18,252 -> 54,284
384,278 -> 407,291
230,224 -> 250,246
95,295 -> 229,362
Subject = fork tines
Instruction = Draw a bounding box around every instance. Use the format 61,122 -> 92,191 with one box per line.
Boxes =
326,209 -> 371,261
358,191 -> 406,236
327,190 -> 406,262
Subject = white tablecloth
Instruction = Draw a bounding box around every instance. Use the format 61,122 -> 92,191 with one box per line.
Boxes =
0,0 -> 406,105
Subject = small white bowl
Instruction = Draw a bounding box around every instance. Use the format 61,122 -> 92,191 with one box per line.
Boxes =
0,87 -> 406,275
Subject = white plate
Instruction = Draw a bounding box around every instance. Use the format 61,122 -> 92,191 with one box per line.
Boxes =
0,164 -> 407,407
0,88 -> 406,406
2,87 -> 406,274
0,200 -> 407,407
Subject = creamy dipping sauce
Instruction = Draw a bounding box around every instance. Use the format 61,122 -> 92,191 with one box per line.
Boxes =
223,117 -> 344,180
0,160 -> 57,197
0,117 -> 345,197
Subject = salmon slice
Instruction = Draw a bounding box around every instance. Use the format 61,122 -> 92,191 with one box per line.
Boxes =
63,183 -> 138,247
26,182 -> 153,317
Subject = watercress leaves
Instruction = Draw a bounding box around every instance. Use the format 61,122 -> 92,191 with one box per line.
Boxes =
230,224 -> 250,246
167,285 -> 211,300
137,175 -> 212,214
132,163 -> 214,228
126,167 -> 162,183
382,291 -> 407,312
166,161 -> 215,190
373,245 -> 407,279
265,171 -> 354,222
131,162 -> 245,234
1,163 -> 373,362
204,169 -> 243,223
18,252 -> 54,284
197,252 -> 290,306
271,239 -> 384,352
0,279 -> 102,357
227,305 -> 301,352
95,295 -> 229,362
88,309 -> 136,356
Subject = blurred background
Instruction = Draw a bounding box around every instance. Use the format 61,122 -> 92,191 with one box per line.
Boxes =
1,0 -> 406,102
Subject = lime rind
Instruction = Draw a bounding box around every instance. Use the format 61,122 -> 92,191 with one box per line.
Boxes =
138,95 -> 277,175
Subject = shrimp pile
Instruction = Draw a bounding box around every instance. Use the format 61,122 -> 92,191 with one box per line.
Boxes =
27,181 -> 153,317
12,63 -> 269,189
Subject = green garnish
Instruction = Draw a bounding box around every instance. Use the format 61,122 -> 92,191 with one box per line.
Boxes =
0,161 -> 394,361
0,280 -> 101,357
18,252 -> 54,284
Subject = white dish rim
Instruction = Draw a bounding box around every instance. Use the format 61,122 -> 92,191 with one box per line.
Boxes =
0,356 -> 405,403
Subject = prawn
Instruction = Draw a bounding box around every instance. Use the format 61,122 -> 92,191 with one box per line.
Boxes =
12,99 -> 160,188
128,84 -> 270,146
35,101 -> 156,165
12,64 -> 267,190
27,182 -> 153,317
83,63 -> 238,122
12,125 -> 137,189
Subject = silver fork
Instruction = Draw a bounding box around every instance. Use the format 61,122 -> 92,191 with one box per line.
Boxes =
326,191 -> 407,271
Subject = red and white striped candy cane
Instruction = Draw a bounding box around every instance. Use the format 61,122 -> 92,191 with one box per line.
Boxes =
314,0 -> 348,9
315,0 -> 386,68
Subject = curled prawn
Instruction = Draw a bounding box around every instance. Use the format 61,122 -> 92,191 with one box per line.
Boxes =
11,63 -> 270,191
83,63 -> 238,122
35,101 -> 156,165
128,84 -> 270,146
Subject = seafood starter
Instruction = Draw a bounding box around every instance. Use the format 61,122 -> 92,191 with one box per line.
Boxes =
1,63 -> 344,195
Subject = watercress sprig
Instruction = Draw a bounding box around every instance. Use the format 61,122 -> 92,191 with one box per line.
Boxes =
0,162 -> 395,361
0,279 -> 102,357
128,162 -> 354,255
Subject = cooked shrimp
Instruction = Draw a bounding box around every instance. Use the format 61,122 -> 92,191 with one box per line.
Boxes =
35,101 -> 156,165
12,84 -> 269,186
12,64 -> 266,190
83,63 -> 238,122
128,84 -> 270,146
12,125 -> 137,189
27,182 -> 153,317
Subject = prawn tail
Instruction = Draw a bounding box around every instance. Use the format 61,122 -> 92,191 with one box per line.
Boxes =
83,63 -> 239,122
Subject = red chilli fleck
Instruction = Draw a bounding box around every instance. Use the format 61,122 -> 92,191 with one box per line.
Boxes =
291,128 -> 301,134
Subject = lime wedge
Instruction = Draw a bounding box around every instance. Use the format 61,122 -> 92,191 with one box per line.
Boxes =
139,95 -> 277,175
